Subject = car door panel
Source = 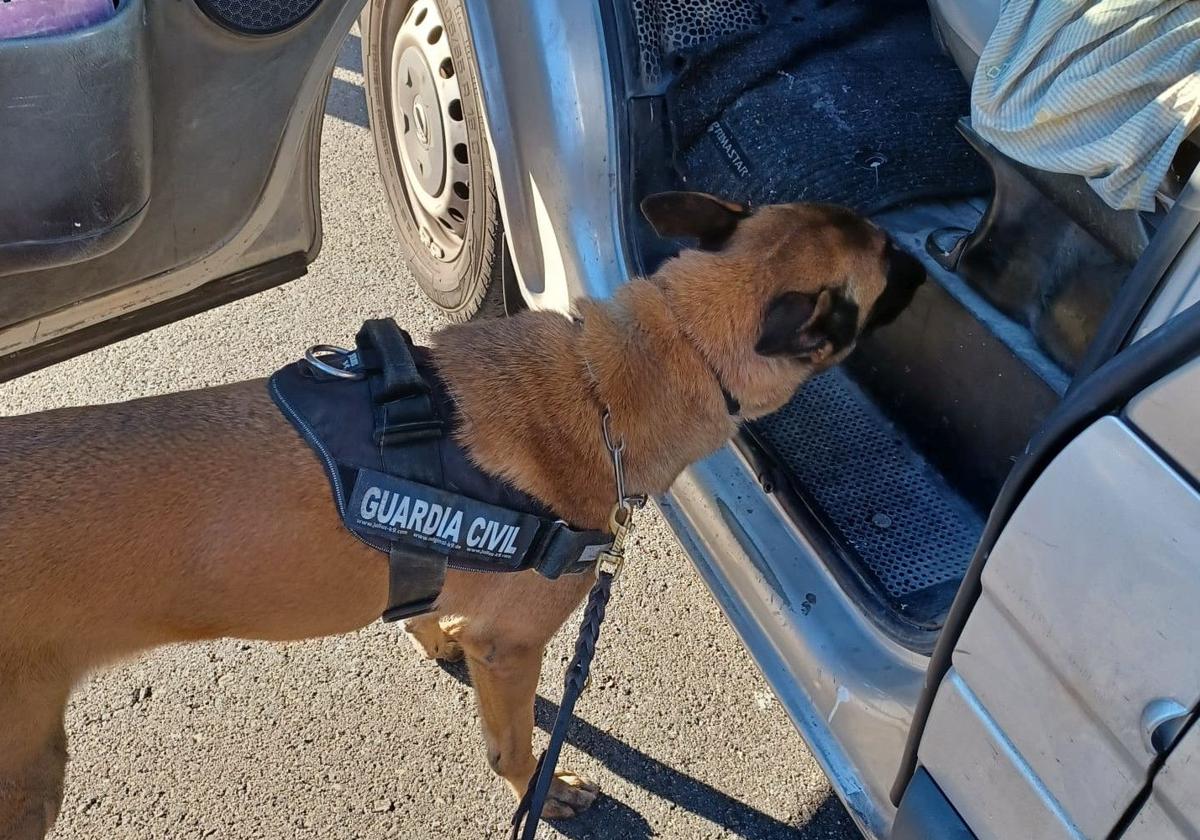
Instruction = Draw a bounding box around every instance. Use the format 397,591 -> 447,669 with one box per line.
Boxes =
918,417 -> 1200,839
1123,721 -> 1200,839
1127,353 -> 1200,479
921,670 -> 1084,840
0,0 -> 150,277
0,0 -> 364,381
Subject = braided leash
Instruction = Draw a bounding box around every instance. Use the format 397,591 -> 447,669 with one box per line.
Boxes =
509,569 -> 616,840
509,408 -> 637,839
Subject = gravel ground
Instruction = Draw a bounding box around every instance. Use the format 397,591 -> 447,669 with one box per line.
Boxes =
0,34 -> 857,840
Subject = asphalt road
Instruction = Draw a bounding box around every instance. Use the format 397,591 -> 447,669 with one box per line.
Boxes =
0,34 -> 857,840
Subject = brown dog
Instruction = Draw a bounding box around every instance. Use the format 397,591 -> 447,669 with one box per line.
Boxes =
0,193 -> 922,838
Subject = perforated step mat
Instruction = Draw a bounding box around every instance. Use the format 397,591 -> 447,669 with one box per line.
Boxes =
748,368 -> 982,625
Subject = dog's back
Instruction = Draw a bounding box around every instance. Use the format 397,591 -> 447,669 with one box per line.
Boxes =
0,381 -> 391,663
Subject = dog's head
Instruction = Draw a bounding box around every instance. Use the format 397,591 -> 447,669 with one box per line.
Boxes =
642,190 -> 924,417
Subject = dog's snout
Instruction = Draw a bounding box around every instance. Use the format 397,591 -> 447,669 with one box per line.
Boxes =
885,238 -> 925,290
862,240 -> 925,333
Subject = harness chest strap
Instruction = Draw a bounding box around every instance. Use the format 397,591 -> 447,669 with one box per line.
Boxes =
268,318 -> 614,622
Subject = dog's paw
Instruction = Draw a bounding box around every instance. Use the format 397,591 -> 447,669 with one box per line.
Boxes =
541,771 -> 600,820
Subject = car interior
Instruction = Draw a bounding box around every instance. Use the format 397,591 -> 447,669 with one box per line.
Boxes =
616,0 -> 1200,653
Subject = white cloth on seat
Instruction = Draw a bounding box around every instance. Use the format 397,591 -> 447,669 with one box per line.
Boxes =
970,0 -> 1200,211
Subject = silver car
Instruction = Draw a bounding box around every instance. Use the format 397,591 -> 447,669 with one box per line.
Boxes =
3,1 -> 1198,838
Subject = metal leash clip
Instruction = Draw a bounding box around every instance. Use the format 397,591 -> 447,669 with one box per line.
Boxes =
601,409 -> 646,513
598,409 -> 640,579
595,504 -> 633,580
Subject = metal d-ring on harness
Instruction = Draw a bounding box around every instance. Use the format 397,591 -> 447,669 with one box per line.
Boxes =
510,409 -> 643,840
304,345 -> 364,380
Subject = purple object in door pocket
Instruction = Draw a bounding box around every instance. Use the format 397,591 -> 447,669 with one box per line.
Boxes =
0,0 -> 117,39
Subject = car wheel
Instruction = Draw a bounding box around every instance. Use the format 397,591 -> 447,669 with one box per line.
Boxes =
362,0 -> 508,320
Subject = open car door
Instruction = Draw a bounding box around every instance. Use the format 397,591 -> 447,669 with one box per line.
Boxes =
893,221 -> 1200,838
0,0 -> 364,382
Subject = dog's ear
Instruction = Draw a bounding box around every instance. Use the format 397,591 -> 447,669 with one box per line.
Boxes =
864,241 -> 925,333
756,290 -> 860,359
640,191 -> 750,250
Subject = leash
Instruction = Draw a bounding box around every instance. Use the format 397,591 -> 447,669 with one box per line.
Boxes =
509,410 -> 640,840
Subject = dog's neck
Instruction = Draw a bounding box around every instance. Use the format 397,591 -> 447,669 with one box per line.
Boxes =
430,280 -> 745,529
573,310 -> 740,418
655,250 -> 817,419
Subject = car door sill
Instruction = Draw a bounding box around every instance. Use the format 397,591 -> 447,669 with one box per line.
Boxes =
0,252 -> 307,384
660,444 -> 930,840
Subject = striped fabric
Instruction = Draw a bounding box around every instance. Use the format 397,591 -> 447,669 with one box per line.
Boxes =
971,0 -> 1200,211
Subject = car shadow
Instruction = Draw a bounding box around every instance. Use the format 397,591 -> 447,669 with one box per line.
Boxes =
337,32 -> 364,75
436,660 -> 856,839
325,34 -> 369,128
326,76 -> 369,129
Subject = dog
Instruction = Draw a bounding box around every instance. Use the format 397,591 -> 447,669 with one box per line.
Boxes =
0,192 -> 923,838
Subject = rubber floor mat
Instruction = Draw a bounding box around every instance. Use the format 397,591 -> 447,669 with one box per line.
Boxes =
750,369 -> 982,612
667,0 -> 989,213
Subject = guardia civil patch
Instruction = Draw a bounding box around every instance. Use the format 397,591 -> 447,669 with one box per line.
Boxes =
347,469 -> 541,568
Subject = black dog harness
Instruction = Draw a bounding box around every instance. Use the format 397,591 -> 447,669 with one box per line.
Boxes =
268,318 -> 614,622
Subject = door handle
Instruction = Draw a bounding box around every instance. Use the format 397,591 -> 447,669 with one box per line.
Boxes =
1142,698 -> 1191,755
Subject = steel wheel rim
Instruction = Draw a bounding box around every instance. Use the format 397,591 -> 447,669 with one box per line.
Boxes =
389,0 -> 471,264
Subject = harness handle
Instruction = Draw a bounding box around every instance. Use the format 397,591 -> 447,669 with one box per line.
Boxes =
355,319 -> 445,446
357,318 -> 430,402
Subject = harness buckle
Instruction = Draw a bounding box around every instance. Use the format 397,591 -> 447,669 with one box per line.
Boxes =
594,548 -> 625,580
607,504 -> 633,548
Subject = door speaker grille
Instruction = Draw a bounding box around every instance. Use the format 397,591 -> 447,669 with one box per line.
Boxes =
196,0 -> 322,34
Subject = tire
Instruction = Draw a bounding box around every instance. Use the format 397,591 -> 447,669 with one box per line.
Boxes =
362,0 -> 507,321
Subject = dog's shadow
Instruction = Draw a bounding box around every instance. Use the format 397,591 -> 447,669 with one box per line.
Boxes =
437,660 -> 852,839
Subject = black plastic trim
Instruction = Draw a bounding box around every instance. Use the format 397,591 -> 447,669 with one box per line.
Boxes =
890,298 -> 1200,806
597,0 -> 681,281
891,768 -> 976,840
0,253 -> 307,384
0,200 -> 148,280
0,0 -> 151,277
595,0 -> 641,289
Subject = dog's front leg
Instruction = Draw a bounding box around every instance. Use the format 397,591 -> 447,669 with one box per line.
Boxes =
463,642 -> 599,820
0,671 -> 70,840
